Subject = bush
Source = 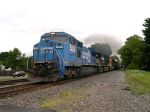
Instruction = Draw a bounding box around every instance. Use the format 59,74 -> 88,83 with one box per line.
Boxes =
127,63 -> 140,69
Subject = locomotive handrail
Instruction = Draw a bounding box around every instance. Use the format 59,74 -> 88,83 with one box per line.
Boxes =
57,49 -> 64,62
57,49 -> 64,73
54,49 -> 64,73
54,49 -> 61,69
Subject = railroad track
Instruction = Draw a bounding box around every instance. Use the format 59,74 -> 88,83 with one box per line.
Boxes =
0,72 -> 105,99
0,79 -> 73,98
0,82 -> 38,98
0,79 -> 29,86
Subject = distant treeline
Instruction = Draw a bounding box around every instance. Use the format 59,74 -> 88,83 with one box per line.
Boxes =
0,48 -> 32,71
118,18 -> 150,70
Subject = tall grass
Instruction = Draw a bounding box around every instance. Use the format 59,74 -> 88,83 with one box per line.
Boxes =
125,69 -> 150,95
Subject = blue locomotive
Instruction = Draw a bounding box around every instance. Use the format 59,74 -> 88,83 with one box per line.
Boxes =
31,32 -> 113,82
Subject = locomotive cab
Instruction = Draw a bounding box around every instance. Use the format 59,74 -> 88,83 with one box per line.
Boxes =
32,32 -> 69,81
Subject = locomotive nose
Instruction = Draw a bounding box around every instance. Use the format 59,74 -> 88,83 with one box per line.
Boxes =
44,42 -> 54,62
33,42 -> 55,62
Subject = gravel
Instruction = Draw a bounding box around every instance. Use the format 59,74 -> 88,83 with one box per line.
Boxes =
0,70 -> 150,112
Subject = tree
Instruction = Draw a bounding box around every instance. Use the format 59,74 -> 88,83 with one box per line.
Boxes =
9,48 -> 22,70
0,52 -> 10,69
118,35 -> 145,69
143,18 -> 150,44
142,18 -> 150,70
0,48 -> 28,71
118,45 -> 132,68
0,60 -> 2,70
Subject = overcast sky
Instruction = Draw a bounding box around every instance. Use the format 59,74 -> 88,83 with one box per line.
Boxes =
0,0 -> 149,55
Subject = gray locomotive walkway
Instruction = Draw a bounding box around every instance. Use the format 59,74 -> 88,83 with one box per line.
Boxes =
0,105 -> 55,112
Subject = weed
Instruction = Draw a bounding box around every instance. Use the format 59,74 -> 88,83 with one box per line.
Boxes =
40,85 -> 90,109
125,70 -> 150,95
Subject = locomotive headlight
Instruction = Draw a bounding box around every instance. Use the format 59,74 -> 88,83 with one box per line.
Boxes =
34,47 -> 38,50
50,32 -> 55,35
51,32 -> 56,39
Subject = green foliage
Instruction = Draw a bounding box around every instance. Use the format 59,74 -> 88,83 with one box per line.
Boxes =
118,35 -> 145,69
91,43 -> 112,56
40,89 -> 83,109
142,18 -> 150,70
27,56 -> 33,69
118,46 -> 131,67
142,18 -> 150,44
0,61 -> 2,70
142,44 -> 150,70
0,48 -> 29,71
40,87 -> 90,110
125,70 -> 150,94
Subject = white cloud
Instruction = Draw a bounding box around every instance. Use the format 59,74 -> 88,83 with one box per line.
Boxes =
0,0 -> 149,55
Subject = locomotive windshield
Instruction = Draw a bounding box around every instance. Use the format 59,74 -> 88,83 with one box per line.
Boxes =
41,34 -> 67,43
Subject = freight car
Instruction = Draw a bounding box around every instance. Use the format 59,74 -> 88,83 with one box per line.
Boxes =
30,32 -> 118,82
